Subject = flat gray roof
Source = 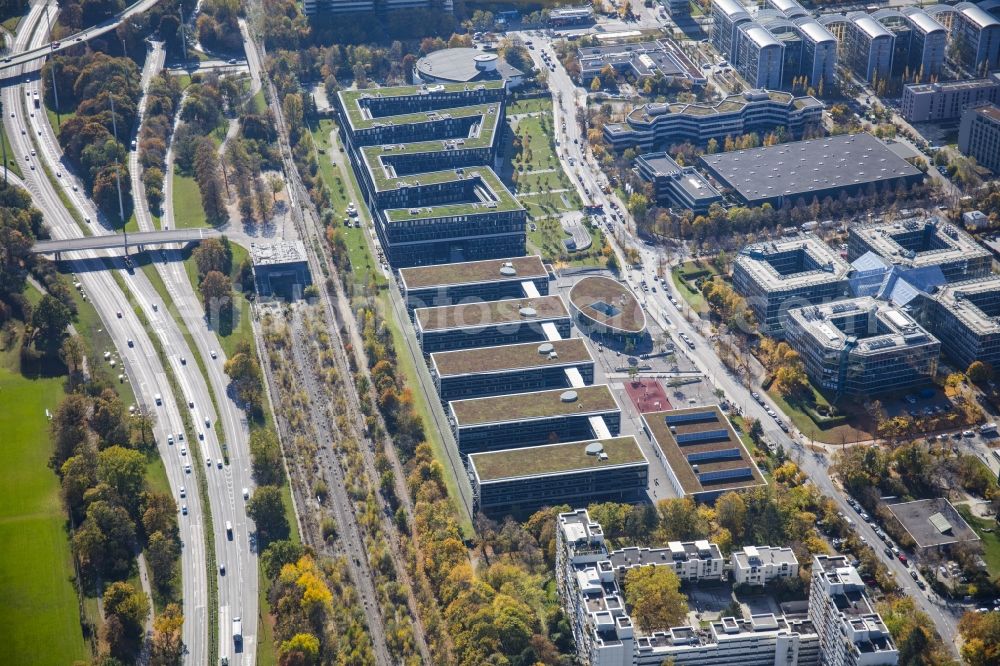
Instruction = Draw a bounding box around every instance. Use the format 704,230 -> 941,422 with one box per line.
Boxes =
250,240 -> 307,266
700,133 -> 921,205
850,216 -> 991,272
736,233 -> 851,291
886,498 -> 980,549
930,275 -> 1000,337
786,296 -> 938,356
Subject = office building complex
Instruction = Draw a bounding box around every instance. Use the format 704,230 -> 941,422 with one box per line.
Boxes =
549,6 -> 595,26
795,19 -> 838,90
557,509 -> 824,666
640,405 -> 767,503
871,8 -> 947,79
577,40 -> 705,87
809,555 -> 898,665
848,217 -> 992,283
336,81 -> 526,268
900,75 -> 1000,122
249,241 -> 311,299
735,23 -> 785,89
414,294 -> 571,353
733,234 -> 852,337
732,546 -> 799,587
959,102 -> 1000,173
943,2 -> 1000,74
603,90 -> 823,152
431,338 -> 595,402
568,276 -> 647,343
842,13 -> 895,83
450,384 -> 622,454
303,0 -> 451,15
699,133 -> 923,208
469,437 -> 648,517
784,297 -> 940,398
922,274 -> 1000,370
712,0 -> 753,58
635,152 -> 723,214
399,255 -> 549,311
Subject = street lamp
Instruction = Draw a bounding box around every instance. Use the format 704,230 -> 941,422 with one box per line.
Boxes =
44,4 -> 61,127
109,94 -> 128,240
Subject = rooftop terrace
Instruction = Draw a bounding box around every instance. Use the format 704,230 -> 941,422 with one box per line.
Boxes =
451,384 -> 619,426
470,436 -> 645,481
431,337 -> 592,377
415,295 -> 568,332
382,169 -> 523,222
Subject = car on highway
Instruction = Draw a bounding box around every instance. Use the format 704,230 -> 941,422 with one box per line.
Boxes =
198,430 -> 204,440
204,417 -> 211,428
243,487 -> 250,500
206,454 -> 212,466
179,486 -> 186,498
127,338 -> 134,347
180,356 -> 186,365
177,432 -> 183,441
154,393 -> 162,405
116,311 -> 122,318
181,505 -> 187,515
219,563 -> 226,575
210,350 -> 217,359
217,459 -> 223,468
180,446 -> 187,456
184,464 -> 191,473
167,435 -> 174,445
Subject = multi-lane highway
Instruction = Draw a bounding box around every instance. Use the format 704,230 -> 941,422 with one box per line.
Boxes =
3,3 -> 211,663
6,1 -> 259,662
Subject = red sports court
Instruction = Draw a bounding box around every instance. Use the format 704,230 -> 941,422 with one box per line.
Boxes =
623,378 -> 671,414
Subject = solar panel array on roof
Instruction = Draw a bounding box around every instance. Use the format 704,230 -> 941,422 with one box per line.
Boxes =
665,411 -> 718,425
676,429 -> 730,446
686,448 -> 742,464
699,467 -> 754,484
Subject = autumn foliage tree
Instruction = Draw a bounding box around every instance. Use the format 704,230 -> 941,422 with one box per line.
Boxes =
623,566 -> 688,633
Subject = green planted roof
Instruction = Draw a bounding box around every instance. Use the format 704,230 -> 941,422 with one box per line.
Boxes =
471,436 -> 645,481
451,384 -> 619,426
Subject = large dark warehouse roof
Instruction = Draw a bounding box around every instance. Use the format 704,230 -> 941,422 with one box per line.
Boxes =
699,133 -> 923,206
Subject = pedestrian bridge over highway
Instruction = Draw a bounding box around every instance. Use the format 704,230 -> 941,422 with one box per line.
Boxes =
33,229 -> 222,255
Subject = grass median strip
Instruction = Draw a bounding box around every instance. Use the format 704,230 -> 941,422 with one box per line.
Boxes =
109,267 -> 219,665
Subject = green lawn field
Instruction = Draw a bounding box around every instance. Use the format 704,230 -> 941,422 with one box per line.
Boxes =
172,173 -> 209,228
0,365 -> 89,665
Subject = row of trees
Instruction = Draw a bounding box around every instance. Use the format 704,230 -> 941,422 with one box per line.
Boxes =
174,76 -> 230,226
190,236 -> 238,335
138,72 -> 184,214
46,52 -> 141,223
51,383 -> 182,661
758,338 -> 810,400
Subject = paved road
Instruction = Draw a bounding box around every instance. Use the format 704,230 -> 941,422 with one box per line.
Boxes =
526,27 -> 965,659
0,0 -> 162,71
3,4 -> 210,663
33,228 -> 222,253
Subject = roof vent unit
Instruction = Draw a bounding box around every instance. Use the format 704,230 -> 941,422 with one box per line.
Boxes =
500,262 -> 517,277
519,307 -> 537,318
561,390 -> 579,403
537,342 -> 555,355
585,442 -> 604,456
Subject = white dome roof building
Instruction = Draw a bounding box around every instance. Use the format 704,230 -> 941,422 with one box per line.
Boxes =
415,47 -> 524,88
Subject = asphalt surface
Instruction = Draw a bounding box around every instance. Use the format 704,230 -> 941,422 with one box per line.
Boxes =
33,228 -> 222,253
522,25 -> 965,658
3,3 -> 211,663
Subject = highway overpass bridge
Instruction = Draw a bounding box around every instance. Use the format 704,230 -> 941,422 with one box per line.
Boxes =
33,228 -> 221,256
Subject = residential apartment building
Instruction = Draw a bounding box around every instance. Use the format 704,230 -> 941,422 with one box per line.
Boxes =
900,75 -> 1000,122
736,23 -> 786,89
922,274 -> 1000,370
450,385 -> 622,455
732,546 -> 800,587
603,90 -> 823,152
733,234 -> 852,338
431,338 -> 595,402
848,217 -> 992,283
469,437 -> 648,517
958,102 -> 1000,174
399,255 -> 549,312
712,0 -> 753,58
413,295 -> 572,353
841,13 -> 895,83
556,510 -> 825,666
608,542 -> 726,583
809,555 -> 898,665
784,297 -> 940,398
635,152 -> 723,214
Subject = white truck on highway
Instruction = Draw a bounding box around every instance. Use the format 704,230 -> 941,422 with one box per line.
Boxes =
233,616 -> 242,644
